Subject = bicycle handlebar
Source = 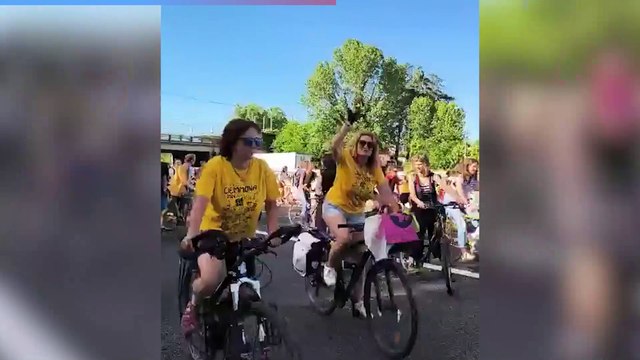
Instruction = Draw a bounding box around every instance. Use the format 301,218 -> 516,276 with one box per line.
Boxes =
180,225 -> 303,265
434,201 -> 464,209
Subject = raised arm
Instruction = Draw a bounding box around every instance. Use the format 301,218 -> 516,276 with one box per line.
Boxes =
332,123 -> 351,161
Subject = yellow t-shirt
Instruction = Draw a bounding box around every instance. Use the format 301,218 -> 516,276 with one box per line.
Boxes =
168,164 -> 189,196
195,156 -> 279,242
398,181 -> 410,194
325,151 -> 386,214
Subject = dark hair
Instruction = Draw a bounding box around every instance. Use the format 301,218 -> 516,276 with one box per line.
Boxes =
219,118 -> 261,159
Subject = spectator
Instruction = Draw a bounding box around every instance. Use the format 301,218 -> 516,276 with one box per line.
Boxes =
161,161 -> 169,230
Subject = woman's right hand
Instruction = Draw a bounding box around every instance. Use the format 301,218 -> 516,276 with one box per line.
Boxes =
180,235 -> 194,252
415,200 -> 426,209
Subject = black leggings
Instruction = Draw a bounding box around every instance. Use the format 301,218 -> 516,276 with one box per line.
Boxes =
411,208 -> 438,261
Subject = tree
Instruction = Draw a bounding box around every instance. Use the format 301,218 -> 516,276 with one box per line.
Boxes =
302,39 -> 455,158
466,139 -> 479,160
302,39 -> 387,152
234,103 -> 288,132
265,107 -> 288,131
407,96 -> 436,157
272,121 -> 313,153
425,101 -> 467,170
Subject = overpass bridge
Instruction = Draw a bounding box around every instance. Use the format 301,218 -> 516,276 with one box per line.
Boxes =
161,134 -> 220,164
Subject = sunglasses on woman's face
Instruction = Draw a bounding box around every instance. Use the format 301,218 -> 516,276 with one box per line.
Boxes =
358,140 -> 374,149
240,137 -> 263,148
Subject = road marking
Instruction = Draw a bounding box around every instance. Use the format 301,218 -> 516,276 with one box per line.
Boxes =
256,230 -> 480,279
423,263 -> 479,279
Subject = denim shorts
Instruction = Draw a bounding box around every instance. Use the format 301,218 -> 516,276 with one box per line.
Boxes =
322,202 -> 365,224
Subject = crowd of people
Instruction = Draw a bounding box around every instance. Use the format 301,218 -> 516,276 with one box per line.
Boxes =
161,112 -> 480,336
273,153 -> 480,263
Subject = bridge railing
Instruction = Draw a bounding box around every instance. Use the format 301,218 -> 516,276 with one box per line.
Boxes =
161,134 -> 219,145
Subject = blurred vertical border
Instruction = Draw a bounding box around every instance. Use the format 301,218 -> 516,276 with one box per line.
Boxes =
0,6 -> 160,360
481,0 -> 640,359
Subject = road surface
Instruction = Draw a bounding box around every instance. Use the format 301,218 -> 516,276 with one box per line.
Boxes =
161,216 -> 479,360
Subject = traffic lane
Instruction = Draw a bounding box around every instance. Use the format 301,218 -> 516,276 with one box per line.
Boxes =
162,225 -> 479,360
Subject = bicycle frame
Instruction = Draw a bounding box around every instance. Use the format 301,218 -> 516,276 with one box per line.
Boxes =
193,259 -> 265,354
334,249 -> 374,307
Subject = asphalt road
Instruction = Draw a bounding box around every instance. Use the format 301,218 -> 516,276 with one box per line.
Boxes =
161,216 -> 479,360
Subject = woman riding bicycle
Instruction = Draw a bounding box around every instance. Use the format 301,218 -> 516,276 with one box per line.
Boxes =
407,154 -> 460,268
322,110 -> 398,317
179,118 -> 283,337
447,158 -> 479,261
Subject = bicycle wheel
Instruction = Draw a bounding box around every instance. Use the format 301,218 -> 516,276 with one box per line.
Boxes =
304,266 -> 337,315
441,237 -> 454,296
226,301 -> 303,360
363,259 -> 418,359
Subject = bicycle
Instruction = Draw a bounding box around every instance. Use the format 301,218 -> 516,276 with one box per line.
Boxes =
421,202 -> 464,296
163,191 -> 193,231
295,219 -> 418,359
177,225 -> 304,360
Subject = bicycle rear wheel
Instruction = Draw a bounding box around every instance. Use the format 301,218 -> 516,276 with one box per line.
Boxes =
227,301 -> 303,360
363,259 -> 418,359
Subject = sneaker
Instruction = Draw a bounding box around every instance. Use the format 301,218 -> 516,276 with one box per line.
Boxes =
323,266 -> 337,287
181,302 -> 199,337
352,301 -> 367,318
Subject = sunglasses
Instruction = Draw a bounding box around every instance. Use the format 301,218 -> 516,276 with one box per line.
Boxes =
240,137 -> 263,148
358,140 -> 375,149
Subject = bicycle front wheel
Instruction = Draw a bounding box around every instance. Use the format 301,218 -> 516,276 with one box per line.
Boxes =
441,237 -> 454,296
364,259 -> 418,359
304,266 -> 337,316
226,301 -> 303,360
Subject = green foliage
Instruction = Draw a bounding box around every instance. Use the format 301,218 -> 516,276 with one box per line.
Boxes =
407,96 -> 436,157
481,0 -> 640,77
425,101 -> 466,170
408,99 -> 467,170
466,139 -> 479,161
272,121 -> 313,153
232,39 -> 476,163
234,103 -> 288,132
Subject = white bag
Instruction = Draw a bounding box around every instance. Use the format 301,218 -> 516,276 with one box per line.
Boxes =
292,232 -> 320,277
363,215 -> 392,262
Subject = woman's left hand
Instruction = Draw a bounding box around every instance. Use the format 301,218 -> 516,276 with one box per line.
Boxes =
268,236 -> 284,247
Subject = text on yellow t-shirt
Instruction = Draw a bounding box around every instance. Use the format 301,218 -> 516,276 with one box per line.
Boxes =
195,156 -> 279,242
325,150 -> 386,214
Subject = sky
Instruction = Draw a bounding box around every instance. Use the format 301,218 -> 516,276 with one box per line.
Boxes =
161,0 -> 479,139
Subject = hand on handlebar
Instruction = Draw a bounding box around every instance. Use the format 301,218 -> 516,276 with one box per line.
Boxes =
180,235 -> 194,252
268,236 -> 284,247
